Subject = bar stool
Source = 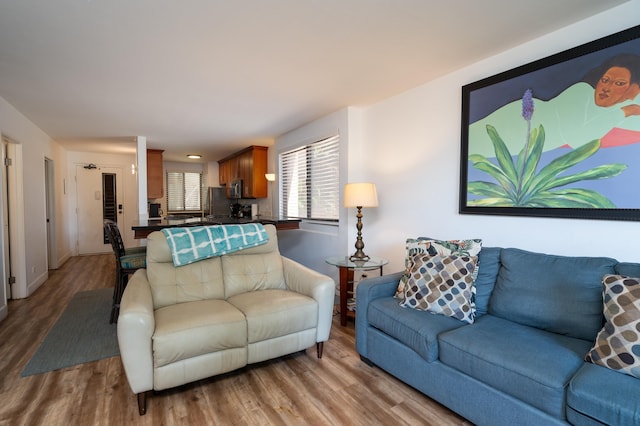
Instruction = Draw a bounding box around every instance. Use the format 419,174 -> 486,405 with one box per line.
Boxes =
103,220 -> 147,323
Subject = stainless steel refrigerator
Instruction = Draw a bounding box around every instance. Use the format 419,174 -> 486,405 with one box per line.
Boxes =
205,187 -> 231,218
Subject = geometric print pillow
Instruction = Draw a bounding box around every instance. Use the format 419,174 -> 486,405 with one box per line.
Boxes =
585,274 -> 640,379
399,253 -> 478,324
395,237 -> 482,298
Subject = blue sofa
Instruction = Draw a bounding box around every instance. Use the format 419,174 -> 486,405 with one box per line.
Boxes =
355,247 -> 640,425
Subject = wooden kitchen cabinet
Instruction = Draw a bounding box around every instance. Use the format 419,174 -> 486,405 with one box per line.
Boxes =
147,149 -> 164,199
237,150 -> 253,197
218,145 -> 268,198
240,146 -> 268,198
218,159 -> 230,185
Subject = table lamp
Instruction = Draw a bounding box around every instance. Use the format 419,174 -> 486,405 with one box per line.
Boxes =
344,182 -> 378,261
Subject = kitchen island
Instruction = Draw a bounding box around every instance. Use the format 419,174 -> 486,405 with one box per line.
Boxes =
131,216 -> 301,239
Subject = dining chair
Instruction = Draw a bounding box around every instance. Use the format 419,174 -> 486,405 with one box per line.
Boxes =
103,220 -> 147,323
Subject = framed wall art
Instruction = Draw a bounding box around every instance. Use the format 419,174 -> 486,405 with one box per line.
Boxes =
460,24 -> 640,221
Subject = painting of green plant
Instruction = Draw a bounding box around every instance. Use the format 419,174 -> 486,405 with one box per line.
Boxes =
467,89 -> 627,208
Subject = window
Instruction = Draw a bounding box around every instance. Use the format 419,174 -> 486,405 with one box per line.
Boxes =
166,172 -> 202,212
279,134 -> 340,221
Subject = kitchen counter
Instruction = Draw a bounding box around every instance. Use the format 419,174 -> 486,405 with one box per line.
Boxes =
131,216 -> 301,239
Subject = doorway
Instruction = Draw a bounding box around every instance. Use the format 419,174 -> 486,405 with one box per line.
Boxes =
1,139 -> 10,303
1,136 -> 26,300
75,164 -> 124,255
44,158 -> 57,269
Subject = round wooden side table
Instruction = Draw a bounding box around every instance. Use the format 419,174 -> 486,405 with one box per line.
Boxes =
325,256 -> 388,326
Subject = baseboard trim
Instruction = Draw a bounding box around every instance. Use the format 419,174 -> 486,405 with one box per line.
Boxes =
27,270 -> 48,297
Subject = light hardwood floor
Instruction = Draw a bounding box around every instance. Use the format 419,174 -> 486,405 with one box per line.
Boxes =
0,254 -> 472,426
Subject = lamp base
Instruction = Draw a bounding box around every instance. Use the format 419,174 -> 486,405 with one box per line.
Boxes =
349,251 -> 370,262
350,205 -> 370,262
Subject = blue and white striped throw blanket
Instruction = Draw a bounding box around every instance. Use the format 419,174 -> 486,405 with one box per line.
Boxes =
161,223 -> 269,267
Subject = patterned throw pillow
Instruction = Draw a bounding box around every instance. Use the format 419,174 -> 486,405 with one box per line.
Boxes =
399,253 -> 478,324
395,238 -> 482,298
585,274 -> 640,379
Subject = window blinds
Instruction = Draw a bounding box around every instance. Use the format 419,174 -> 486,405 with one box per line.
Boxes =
279,134 -> 340,220
166,172 -> 202,212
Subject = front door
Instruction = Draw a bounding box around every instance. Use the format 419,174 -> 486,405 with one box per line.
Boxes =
76,165 -> 124,255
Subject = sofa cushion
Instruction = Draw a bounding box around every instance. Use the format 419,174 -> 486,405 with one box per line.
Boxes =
489,248 -> 616,341
146,230 -> 174,264
228,289 -> 317,343
223,223 -> 280,256
368,296 -> 466,362
400,254 -> 478,323
145,225 -> 282,308
153,299 -> 247,368
567,362 -> 640,425
585,274 -> 640,379
438,314 -> 592,419
222,252 -> 286,298
396,237 -> 482,298
615,262 -> 640,278
146,231 -> 227,309
473,246 -> 501,317
120,252 -> 147,269
147,255 -> 226,309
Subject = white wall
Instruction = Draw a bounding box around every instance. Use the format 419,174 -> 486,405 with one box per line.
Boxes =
0,96 -> 71,298
360,1 -> 640,273
206,161 -> 220,187
48,142 -> 70,267
275,107 -> 362,282
66,151 -> 140,251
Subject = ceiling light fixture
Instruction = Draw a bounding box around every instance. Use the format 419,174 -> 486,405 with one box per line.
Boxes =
187,154 -> 202,159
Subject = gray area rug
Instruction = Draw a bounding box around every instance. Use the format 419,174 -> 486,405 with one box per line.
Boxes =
22,288 -> 120,377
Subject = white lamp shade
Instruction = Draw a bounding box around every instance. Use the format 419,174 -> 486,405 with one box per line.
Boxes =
343,183 -> 378,208
265,173 -> 276,182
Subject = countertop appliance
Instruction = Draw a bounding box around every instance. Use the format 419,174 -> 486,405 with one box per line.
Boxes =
149,203 -> 162,218
205,187 -> 231,218
230,203 -> 242,218
230,203 -> 253,218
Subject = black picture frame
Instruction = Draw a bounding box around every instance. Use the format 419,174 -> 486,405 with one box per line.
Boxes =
460,24 -> 640,221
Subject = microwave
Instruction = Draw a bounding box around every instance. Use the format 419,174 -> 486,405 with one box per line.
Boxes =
228,179 -> 242,199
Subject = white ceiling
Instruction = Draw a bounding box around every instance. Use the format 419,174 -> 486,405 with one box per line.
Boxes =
0,0 -> 629,162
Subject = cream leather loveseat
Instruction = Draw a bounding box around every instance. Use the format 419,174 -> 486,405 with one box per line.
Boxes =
117,224 -> 334,415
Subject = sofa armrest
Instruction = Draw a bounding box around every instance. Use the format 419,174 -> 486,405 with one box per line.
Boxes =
117,269 -> 155,394
355,271 -> 404,357
281,256 -> 335,342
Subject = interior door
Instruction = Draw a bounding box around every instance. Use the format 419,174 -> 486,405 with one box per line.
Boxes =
76,165 -> 123,255
44,158 -> 56,269
1,139 -> 9,302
